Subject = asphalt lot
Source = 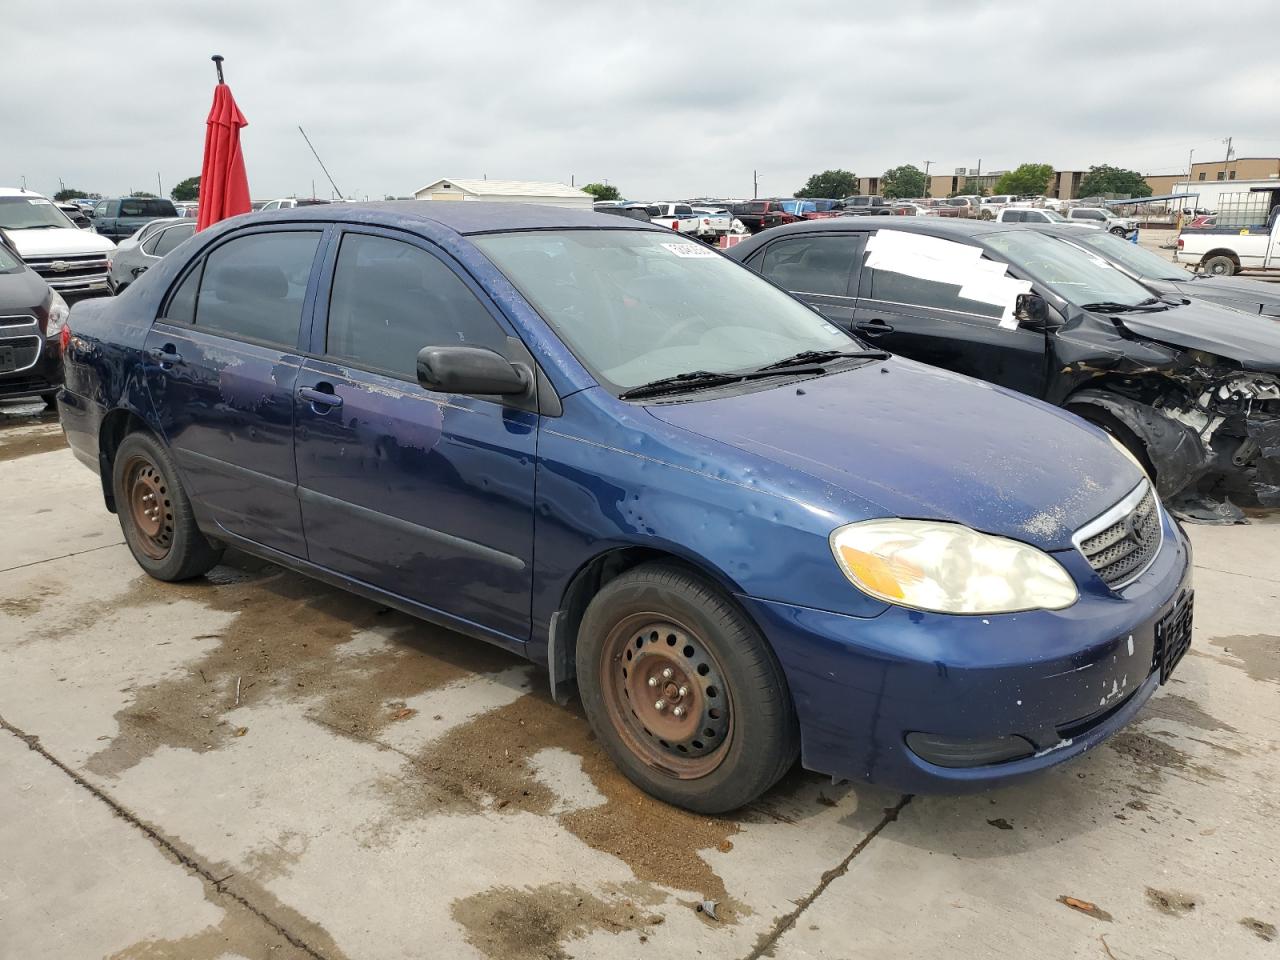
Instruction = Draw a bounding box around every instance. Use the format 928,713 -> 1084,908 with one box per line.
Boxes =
2,370 -> 1279,959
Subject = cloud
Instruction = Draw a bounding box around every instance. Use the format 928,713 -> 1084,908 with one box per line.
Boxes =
2,0 -> 1275,201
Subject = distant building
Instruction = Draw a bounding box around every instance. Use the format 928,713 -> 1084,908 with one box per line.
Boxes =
1145,158 -> 1280,197
413,178 -> 593,209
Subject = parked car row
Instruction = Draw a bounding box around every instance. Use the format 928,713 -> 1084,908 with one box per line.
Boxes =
57,199 -> 1223,817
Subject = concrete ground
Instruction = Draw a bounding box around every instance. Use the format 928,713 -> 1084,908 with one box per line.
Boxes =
1,400 -> 1277,960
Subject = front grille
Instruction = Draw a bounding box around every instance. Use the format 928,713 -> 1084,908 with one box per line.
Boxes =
0,334 -> 41,372
24,253 -> 111,289
1076,482 -> 1162,588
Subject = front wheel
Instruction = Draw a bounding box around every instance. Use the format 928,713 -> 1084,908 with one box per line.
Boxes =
1202,255 -> 1236,277
576,562 -> 799,813
1110,227 -> 1129,237
112,431 -> 223,581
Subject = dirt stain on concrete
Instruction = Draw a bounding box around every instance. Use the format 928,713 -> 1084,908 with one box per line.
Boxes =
106,907 -> 309,960
1241,917 -> 1277,942
1209,634 -> 1280,684
1106,730 -> 1223,784
1145,887 -> 1197,916
82,562 -> 519,777
400,688 -> 746,909
452,882 -> 663,960
1139,693 -> 1238,735
0,586 -> 55,618
0,422 -> 65,462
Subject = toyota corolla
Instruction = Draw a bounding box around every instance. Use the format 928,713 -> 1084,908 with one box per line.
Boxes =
57,203 -> 1191,812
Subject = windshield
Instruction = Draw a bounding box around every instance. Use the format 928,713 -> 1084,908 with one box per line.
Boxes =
1064,230 -> 1185,281
0,244 -> 23,272
1040,210 -> 1068,222
984,230 -> 1157,308
0,196 -> 76,230
474,230 -> 854,393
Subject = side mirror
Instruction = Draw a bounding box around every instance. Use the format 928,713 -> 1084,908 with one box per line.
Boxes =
416,345 -> 530,397
131,265 -> 149,278
1015,293 -> 1052,326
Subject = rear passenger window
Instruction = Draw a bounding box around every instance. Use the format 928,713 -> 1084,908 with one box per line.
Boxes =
164,263 -> 202,325
324,233 -> 509,380
150,224 -> 194,257
862,236 -> 1005,319
759,235 -> 862,296
191,231 -> 321,346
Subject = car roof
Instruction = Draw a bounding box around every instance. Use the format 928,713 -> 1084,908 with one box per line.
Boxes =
240,200 -> 656,236
0,187 -> 51,199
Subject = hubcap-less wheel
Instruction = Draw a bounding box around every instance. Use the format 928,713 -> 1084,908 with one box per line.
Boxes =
124,455 -> 174,559
600,616 -> 732,779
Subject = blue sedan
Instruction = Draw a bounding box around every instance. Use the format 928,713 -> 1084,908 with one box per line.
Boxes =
57,202 -> 1191,812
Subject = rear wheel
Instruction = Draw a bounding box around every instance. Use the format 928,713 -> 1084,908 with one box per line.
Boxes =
1110,226 -> 1129,237
1202,255 -> 1236,277
112,431 -> 222,580
576,562 -> 798,813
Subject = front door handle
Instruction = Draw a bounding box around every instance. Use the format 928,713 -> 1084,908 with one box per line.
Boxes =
298,384 -> 343,411
148,345 -> 184,366
854,319 -> 895,336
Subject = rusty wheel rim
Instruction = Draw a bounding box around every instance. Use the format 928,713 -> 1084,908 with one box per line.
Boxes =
123,455 -> 174,560
599,615 -> 732,779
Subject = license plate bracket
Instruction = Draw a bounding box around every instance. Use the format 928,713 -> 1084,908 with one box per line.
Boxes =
1154,591 -> 1194,684
0,345 -> 15,373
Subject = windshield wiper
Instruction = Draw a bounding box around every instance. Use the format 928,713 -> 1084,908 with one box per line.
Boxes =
756,349 -> 890,371
618,364 -> 830,400
8,223 -> 63,230
1081,298 -> 1169,314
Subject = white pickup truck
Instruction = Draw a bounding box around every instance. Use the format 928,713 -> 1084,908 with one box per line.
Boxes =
0,187 -> 116,297
1176,210 -> 1280,276
689,206 -> 733,240
647,203 -> 700,235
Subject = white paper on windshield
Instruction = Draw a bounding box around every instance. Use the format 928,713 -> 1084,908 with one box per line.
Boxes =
27,198 -> 53,205
864,230 -> 1029,330
661,242 -> 717,258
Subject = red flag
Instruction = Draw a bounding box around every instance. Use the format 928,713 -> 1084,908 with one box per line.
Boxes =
196,83 -> 250,231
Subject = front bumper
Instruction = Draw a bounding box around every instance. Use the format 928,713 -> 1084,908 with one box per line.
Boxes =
741,509 -> 1193,793
0,336 -> 62,400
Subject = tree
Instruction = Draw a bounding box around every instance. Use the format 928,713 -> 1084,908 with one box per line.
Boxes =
992,163 -> 1054,197
794,169 -> 858,199
131,190 -> 158,198
880,165 -> 927,200
582,182 -> 620,202
1076,165 -> 1152,200
171,176 -> 201,202
53,187 -> 93,202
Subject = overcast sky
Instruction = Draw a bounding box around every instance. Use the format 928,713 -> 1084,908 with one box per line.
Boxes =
4,0 -> 1277,202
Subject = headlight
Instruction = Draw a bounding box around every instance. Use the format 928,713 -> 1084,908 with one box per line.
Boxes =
830,519 -> 1078,614
44,291 -> 70,338
1106,432 -> 1147,476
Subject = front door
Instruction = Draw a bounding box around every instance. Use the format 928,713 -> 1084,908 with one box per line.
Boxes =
144,226 -> 325,556
852,230 -> 1049,397
294,228 -> 537,646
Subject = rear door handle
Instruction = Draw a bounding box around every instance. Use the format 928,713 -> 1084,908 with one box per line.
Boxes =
148,345 -> 184,366
854,319 -> 894,335
298,385 -> 343,410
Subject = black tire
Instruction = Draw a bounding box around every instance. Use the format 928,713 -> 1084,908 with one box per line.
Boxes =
1202,255 -> 1235,277
1110,226 -> 1128,237
40,391 -> 58,408
1069,404 -> 1156,481
576,562 -> 799,813
112,430 -> 223,581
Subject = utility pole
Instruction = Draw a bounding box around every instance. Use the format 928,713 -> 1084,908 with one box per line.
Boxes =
923,160 -> 933,176
156,172 -> 163,198
753,169 -> 759,199
1187,148 -> 1195,179
58,177 -> 65,195
1222,136 -> 1234,179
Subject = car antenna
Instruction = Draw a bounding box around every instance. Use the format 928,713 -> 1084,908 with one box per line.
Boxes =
298,126 -> 343,200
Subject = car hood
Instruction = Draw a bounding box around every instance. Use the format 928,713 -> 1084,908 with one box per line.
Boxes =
1169,276 -> 1280,317
645,358 -> 1140,551
0,267 -> 49,312
3,227 -> 116,256
1115,299 -> 1280,373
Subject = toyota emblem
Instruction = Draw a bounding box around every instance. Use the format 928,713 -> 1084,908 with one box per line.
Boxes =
1126,511 -> 1146,546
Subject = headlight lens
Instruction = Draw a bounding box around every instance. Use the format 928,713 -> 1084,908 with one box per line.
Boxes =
830,519 -> 1078,614
44,291 -> 70,338
1106,432 -> 1147,476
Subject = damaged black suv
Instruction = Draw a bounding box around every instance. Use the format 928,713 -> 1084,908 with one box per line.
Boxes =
729,218 -> 1280,511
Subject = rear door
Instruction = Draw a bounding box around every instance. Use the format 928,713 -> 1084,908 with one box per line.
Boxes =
851,229 -> 1049,397
750,233 -> 866,329
294,227 -> 537,645
145,225 -> 325,556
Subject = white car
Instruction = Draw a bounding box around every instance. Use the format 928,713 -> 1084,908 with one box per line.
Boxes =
647,203 -> 700,235
994,207 -> 1082,226
258,198 -> 331,211
1066,207 -> 1139,237
690,207 -> 733,239
0,187 -> 116,296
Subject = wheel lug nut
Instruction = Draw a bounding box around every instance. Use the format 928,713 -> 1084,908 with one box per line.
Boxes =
662,668 -> 674,680
647,677 -> 658,688
678,685 -> 688,697
673,706 -> 685,718
654,699 -> 666,711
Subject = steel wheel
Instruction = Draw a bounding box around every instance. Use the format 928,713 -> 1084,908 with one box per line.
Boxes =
123,454 -> 174,560
599,615 -> 733,779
